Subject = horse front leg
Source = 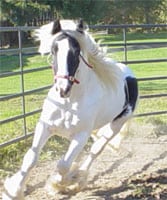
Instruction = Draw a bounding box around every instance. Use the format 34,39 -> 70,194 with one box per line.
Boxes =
46,131 -> 89,194
3,121 -> 51,200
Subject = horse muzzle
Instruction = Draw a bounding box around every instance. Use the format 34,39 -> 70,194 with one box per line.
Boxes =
55,80 -> 72,98
59,84 -> 72,98
54,75 -> 79,98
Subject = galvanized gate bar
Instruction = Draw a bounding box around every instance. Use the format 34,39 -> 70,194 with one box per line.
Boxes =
0,66 -> 50,78
0,109 -> 42,125
123,58 -> 167,64
140,94 -> 167,99
135,111 -> 167,117
0,85 -> 52,101
100,41 -> 167,47
0,132 -> 34,149
89,24 -> 167,29
138,76 -> 167,81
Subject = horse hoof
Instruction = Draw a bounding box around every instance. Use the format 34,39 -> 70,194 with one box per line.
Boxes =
2,192 -> 24,200
45,170 -> 88,195
3,178 -> 24,200
45,174 -> 65,195
69,169 -> 88,183
2,192 -> 13,200
63,169 -> 88,194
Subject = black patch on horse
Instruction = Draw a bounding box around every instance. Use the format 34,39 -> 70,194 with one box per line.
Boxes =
67,35 -> 80,78
51,32 -> 81,83
125,76 -> 138,111
114,76 -> 138,121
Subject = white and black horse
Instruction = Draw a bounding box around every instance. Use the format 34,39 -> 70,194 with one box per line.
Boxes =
3,19 -> 138,199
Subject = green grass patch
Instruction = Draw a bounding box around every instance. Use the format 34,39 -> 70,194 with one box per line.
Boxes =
130,62 -> 167,78
0,54 -> 48,73
0,135 -> 69,178
128,47 -> 167,61
108,47 -> 167,62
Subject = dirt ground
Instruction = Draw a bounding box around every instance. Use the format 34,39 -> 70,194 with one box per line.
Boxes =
1,122 -> 167,200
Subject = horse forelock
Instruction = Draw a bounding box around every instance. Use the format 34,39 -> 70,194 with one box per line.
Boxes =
36,20 -> 82,55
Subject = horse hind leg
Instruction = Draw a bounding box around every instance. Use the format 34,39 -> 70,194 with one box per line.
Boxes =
79,106 -> 133,176
55,110 -> 133,193
92,121 -> 130,152
79,124 -> 115,173
109,75 -> 138,150
3,121 -> 51,200
108,119 -> 131,151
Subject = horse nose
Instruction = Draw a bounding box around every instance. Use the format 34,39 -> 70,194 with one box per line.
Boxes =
59,85 -> 71,98
60,88 -> 66,98
55,79 -> 72,98
54,85 -> 65,97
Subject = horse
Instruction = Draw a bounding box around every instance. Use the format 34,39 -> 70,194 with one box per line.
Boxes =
3,19 -> 138,199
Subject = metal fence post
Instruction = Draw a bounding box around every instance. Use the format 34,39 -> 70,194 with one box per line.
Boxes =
18,28 -> 27,136
123,27 -> 127,63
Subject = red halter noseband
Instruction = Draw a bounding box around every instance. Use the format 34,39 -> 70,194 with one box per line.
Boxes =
52,54 -> 93,84
54,74 -> 80,84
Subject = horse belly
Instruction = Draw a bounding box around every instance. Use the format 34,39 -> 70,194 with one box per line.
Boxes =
93,90 -> 125,129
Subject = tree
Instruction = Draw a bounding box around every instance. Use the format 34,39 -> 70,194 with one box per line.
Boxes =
105,0 -> 167,25
44,0 -> 110,24
0,0 -> 50,26
49,0 -> 109,24
0,0 -> 166,27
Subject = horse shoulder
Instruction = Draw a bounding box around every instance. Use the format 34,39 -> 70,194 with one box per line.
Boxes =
117,62 -> 134,78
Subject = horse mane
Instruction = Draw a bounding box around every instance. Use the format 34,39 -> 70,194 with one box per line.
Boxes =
78,33 -> 123,88
36,20 -> 123,89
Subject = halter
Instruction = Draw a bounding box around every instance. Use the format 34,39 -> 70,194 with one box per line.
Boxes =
79,54 -> 93,69
54,74 -> 80,84
53,54 -> 93,84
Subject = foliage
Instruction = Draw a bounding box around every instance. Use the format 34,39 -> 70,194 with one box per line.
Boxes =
104,0 -> 167,24
0,0 -> 167,26
55,0 -> 109,24
0,0 -> 50,26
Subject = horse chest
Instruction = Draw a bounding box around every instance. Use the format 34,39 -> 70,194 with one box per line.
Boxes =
40,96 -> 82,137
54,109 -> 79,130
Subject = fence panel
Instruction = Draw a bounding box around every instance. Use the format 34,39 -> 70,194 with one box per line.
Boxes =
0,24 -> 167,148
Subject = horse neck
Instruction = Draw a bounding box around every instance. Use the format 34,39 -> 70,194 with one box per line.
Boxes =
71,54 -> 93,98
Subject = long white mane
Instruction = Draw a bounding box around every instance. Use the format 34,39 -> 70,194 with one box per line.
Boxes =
36,20 -> 123,88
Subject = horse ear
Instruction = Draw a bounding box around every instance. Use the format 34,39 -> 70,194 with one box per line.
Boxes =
76,19 -> 86,33
51,19 -> 61,35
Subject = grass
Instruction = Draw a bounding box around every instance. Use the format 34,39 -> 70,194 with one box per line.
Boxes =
0,54 -> 48,73
110,47 -> 167,63
0,31 -> 167,177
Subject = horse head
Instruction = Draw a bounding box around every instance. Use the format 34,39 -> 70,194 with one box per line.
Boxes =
50,19 -> 91,98
50,20 -> 81,97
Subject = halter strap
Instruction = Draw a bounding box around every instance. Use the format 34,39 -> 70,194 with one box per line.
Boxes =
54,75 -> 80,84
53,54 -> 93,84
79,54 -> 93,69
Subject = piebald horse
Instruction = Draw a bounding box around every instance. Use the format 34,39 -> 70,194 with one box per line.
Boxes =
3,19 -> 138,199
